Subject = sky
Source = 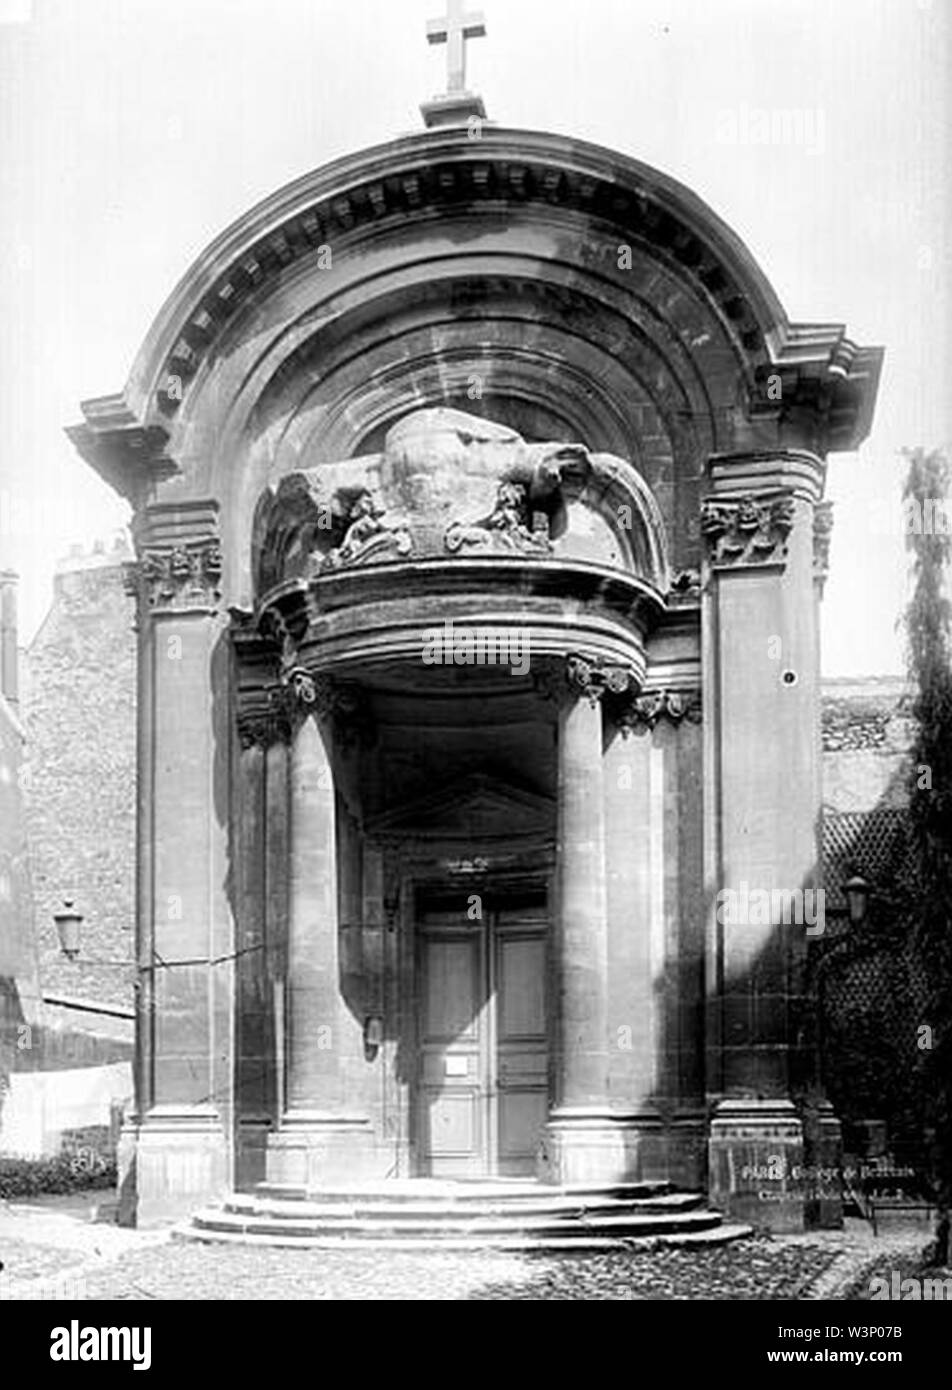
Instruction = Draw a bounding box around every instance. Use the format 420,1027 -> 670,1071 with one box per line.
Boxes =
0,0 -> 949,674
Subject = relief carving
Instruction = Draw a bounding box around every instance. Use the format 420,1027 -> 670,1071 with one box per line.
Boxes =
617,688 -> 702,737
312,489 -> 412,574
700,492 -> 795,567
560,655 -> 636,705
125,539 -> 222,612
813,500 -> 834,592
445,480 -> 551,555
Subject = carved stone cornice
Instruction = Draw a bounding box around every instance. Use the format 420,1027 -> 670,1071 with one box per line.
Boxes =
616,688 -> 702,737
700,492 -> 795,568
65,395 -> 178,507
96,131 -> 878,454
813,501 -> 834,594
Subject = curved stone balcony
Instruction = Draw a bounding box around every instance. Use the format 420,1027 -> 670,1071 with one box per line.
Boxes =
252,407 -> 670,680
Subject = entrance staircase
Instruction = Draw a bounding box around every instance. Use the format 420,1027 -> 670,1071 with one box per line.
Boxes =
177,1179 -> 751,1249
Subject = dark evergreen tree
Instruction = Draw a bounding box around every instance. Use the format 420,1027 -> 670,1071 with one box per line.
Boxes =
902,447 -> 952,1265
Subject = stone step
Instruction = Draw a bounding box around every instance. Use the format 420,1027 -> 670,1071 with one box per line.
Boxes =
176,1217 -> 752,1252
176,1179 -> 747,1250
184,1205 -> 725,1241
220,1190 -> 706,1222
252,1178 -> 678,1205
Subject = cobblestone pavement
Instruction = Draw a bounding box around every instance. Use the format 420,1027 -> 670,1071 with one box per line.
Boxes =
0,1194 -> 937,1301
57,1239 -> 841,1301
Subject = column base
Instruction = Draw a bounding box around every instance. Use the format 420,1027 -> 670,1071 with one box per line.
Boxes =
236,1117 -> 272,1192
266,1111 -> 376,1188
117,1105 -> 229,1228
669,1108 -> 709,1190
708,1098 -> 806,1232
539,1109 -> 669,1186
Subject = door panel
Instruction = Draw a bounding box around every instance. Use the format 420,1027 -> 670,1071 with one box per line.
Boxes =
418,927 -> 485,1176
417,892 -> 548,1178
495,925 -> 548,1175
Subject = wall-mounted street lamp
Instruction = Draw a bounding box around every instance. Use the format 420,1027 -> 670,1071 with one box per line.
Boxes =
843,873 -> 871,926
363,1015 -> 384,1060
53,899 -> 84,959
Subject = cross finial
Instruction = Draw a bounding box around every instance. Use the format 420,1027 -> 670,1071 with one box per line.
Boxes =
427,0 -> 486,95
422,1 -> 487,129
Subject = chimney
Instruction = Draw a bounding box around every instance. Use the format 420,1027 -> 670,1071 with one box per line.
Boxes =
0,569 -> 19,709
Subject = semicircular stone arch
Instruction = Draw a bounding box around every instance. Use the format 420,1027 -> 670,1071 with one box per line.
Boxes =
71,125 -> 882,612
205,256 -> 727,604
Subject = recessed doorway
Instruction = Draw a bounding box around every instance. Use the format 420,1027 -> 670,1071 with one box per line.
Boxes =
415,886 -> 549,1178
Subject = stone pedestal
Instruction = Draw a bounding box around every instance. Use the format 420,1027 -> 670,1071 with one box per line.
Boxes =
121,1106 -> 230,1226
708,1098 -> 805,1232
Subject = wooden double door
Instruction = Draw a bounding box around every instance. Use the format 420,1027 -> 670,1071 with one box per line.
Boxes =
416,889 -> 549,1177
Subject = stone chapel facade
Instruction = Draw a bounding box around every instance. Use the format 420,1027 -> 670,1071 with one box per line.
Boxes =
69,121 -> 882,1229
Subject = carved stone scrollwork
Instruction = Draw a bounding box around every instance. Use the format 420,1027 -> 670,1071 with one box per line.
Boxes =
286,666 -> 321,709
700,492 -> 795,567
445,480 -> 552,556
617,688 -> 702,737
281,666 -> 372,747
126,540 -> 223,612
813,500 -> 834,593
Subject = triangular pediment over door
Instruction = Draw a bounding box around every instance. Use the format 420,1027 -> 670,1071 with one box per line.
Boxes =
365,772 -> 554,846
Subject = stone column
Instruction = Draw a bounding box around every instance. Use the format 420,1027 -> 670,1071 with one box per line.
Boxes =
702,452 -> 834,1231
267,674 -> 373,1187
603,711 -> 662,1177
233,716 -> 271,1188
120,501 -> 230,1226
604,688 -> 705,1186
542,656 -> 632,1185
264,730 -> 290,1123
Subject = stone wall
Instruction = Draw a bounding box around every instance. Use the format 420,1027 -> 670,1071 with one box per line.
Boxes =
22,538 -> 136,1013
0,566 -> 42,1109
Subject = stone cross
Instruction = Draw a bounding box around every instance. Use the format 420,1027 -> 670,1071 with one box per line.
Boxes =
427,0 -> 486,95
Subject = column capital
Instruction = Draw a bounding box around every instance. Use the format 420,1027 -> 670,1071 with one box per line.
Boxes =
700,491 -> 795,569
283,667 -> 373,748
535,654 -> 637,707
616,687 -> 702,738
126,500 -> 222,615
236,690 -> 293,751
